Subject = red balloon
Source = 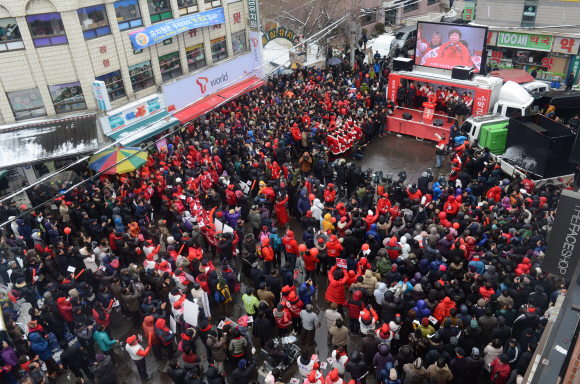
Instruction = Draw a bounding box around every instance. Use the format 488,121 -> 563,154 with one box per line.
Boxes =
331,217 -> 336,223
64,227 -> 71,235
445,222 -> 452,228
310,248 -> 319,256
362,243 -> 369,251
309,194 -> 315,201
453,222 -> 460,229
438,212 -> 447,219
298,244 -> 307,252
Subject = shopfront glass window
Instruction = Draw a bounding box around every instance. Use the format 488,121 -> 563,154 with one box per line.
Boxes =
178,0 -> 198,16
231,31 -> 247,55
159,52 -> 182,81
26,13 -> 67,47
186,43 -> 206,71
129,60 -> 155,92
361,10 -> 377,26
0,18 -> 24,51
96,70 -> 126,101
78,6 -> 111,40
211,36 -> 227,63
48,82 -> 87,114
114,0 -> 143,31
7,88 -> 47,121
148,0 -> 172,23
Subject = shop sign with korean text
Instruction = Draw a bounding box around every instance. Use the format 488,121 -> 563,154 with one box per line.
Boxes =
552,37 -> 579,55
248,0 -> 259,30
497,31 -> 553,51
129,8 -> 225,50
463,2 -> 476,21
100,94 -> 166,134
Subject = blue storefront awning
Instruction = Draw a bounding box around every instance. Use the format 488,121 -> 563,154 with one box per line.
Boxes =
106,112 -> 179,146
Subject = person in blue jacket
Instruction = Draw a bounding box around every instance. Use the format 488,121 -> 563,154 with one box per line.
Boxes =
298,281 -> 316,305
297,191 -> 311,218
366,223 -> 380,243
29,332 -> 62,374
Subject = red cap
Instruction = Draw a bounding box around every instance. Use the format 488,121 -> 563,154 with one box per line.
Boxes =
127,335 -> 137,344
341,217 -> 346,223
422,317 -> 429,326
318,238 -> 324,244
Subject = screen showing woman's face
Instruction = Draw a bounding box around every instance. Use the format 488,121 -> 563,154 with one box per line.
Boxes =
431,34 -> 441,46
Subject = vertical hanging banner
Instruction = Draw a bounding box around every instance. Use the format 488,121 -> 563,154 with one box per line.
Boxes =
463,1 -> 476,21
250,31 -> 263,78
248,0 -> 259,31
92,81 -> 112,111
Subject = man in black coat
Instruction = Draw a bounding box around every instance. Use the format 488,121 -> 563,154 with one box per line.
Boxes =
465,347 -> 485,384
59,340 -> 94,380
167,359 -> 187,384
265,270 -> 281,305
345,351 -> 369,384
450,347 -> 471,383
231,351 -> 257,384
417,170 -> 433,195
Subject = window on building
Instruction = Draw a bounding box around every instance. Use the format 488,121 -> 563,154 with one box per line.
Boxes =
7,88 -> 47,121
77,6 -> 111,40
404,2 -> 419,12
0,18 -> 24,51
178,0 -> 198,16
96,70 -> 126,101
361,10 -> 377,26
427,0 -> 439,4
159,52 -> 182,81
48,82 -> 87,114
26,13 -> 67,47
129,60 -> 155,92
521,4 -> 537,28
211,36 -> 227,63
231,31 -> 247,55
148,0 -> 172,23
114,0 -> 143,31
186,43 -> 206,71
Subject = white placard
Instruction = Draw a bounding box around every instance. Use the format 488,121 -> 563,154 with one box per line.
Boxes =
183,300 -> 199,326
214,219 -> 223,233
169,316 -> 177,333
223,224 -> 234,234
67,266 -> 76,273
201,291 -> 211,318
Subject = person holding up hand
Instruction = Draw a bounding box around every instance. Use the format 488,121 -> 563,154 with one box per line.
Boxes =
125,333 -> 153,381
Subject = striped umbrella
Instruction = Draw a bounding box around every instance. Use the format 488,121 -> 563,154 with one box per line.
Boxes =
88,147 -> 148,175
290,62 -> 303,69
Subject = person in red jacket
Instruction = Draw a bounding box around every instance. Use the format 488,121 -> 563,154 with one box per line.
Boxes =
364,209 -> 380,230
326,236 -> 343,267
275,194 -> 289,229
142,315 -> 163,360
376,194 -> 392,215
261,237 -> 275,276
345,290 -> 365,335
326,266 -> 348,308
57,297 -> 74,332
274,303 -> 292,337
443,195 -> 460,219
490,355 -> 511,384
324,184 -> 336,206
283,230 -> 299,270
225,185 -> 237,209
302,249 -> 320,285
486,184 -> 502,203
283,291 -> 304,334
125,334 -> 152,380
385,237 -> 401,260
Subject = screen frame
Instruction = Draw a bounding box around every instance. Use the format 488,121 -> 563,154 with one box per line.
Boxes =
414,21 -> 489,74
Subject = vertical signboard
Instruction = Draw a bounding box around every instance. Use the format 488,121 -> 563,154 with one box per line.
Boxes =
542,190 -> 580,281
463,2 -> 476,21
248,0 -> 259,31
250,31 -> 263,78
92,80 -> 112,111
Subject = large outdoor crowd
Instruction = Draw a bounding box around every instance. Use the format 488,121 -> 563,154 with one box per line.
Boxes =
0,59 -> 567,384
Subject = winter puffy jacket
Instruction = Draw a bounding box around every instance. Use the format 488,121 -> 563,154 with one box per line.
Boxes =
94,330 -> 117,352
322,214 -> 335,232
297,191 -> 311,215
345,351 -> 369,380
399,237 -> 411,259
346,290 -> 365,319
155,318 -> 174,345
437,234 -> 454,256
143,316 -> 161,345
412,300 -> 431,322
362,269 -> 378,292
326,266 -> 348,304
29,332 -> 52,361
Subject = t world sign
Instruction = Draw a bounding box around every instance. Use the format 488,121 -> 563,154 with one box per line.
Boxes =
543,190 -> 580,281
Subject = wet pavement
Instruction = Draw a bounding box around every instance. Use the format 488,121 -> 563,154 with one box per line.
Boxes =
47,133 -> 451,384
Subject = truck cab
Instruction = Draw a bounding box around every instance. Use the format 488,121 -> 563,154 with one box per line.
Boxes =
492,81 -> 534,118
462,115 -> 510,154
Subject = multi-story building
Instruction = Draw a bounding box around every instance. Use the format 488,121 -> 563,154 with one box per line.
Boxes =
0,0 -> 252,190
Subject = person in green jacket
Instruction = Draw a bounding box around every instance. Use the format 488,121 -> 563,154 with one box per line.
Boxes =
94,325 -> 118,365
242,287 -> 259,321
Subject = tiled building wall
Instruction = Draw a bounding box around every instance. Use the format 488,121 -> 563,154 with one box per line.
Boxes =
0,0 -> 249,124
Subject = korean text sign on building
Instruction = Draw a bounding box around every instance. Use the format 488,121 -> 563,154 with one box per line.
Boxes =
129,8 -> 225,50
497,32 -> 553,51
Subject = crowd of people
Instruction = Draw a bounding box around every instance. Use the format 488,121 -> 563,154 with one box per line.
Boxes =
0,61 -> 568,384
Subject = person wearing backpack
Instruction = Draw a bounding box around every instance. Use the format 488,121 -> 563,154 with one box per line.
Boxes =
216,278 -> 232,316
268,228 -> 283,269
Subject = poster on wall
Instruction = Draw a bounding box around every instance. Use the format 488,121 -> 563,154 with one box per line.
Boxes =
100,94 -> 166,134
415,22 -> 488,73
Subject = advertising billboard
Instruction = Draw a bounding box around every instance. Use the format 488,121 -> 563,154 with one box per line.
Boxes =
162,53 -> 255,112
415,22 -> 488,73
100,94 -> 166,134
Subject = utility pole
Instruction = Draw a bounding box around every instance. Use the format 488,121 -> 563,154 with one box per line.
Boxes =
350,15 -> 356,66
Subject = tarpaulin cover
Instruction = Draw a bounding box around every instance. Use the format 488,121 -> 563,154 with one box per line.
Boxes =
490,69 -> 534,84
218,78 -> 265,99
0,114 -> 98,170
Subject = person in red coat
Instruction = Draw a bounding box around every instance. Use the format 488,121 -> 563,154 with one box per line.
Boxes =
325,266 -> 348,309
326,236 -> 343,267
302,249 -> 320,285
283,231 -> 299,270
324,184 -> 336,206
275,194 -> 289,229
376,194 -> 392,215
443,195 -> 460,219
490,355 -> 511,384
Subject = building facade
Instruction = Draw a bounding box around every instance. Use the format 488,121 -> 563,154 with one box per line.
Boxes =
0,0 -> 250,125
473,0 -> 580,84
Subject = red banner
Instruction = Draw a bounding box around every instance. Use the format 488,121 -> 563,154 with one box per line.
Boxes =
388,74 -> 400,103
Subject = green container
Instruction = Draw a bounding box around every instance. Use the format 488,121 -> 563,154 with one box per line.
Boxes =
479,121 -> 509,155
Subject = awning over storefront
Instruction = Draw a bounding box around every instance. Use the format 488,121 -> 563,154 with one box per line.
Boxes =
173,77 -> 265,124
106,112 -> 179,146
490,69 -> 535,84
0,114 -> 98,170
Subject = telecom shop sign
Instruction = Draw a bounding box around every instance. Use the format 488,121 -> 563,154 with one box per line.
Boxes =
129,8 -> 225,50
100,94 -> 165,134
542,190 -> 580,281
497,31 -> 553,51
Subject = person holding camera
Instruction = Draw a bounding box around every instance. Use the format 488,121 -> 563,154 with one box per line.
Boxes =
300,152 -> 313,179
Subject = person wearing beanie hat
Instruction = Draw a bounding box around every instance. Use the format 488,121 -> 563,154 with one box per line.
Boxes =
231,347 -> 257,384
93,352 -> 117,384
403,357 -> 426,384
419,317 -> 435,338
359,307 -> 379,336
450,346 -> 470,383
465,347 -> 484,383
125,332 -> 152,380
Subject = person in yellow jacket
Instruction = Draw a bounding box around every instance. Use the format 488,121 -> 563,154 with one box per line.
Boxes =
217,278 -> 232,316
322,213 -> 335,232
